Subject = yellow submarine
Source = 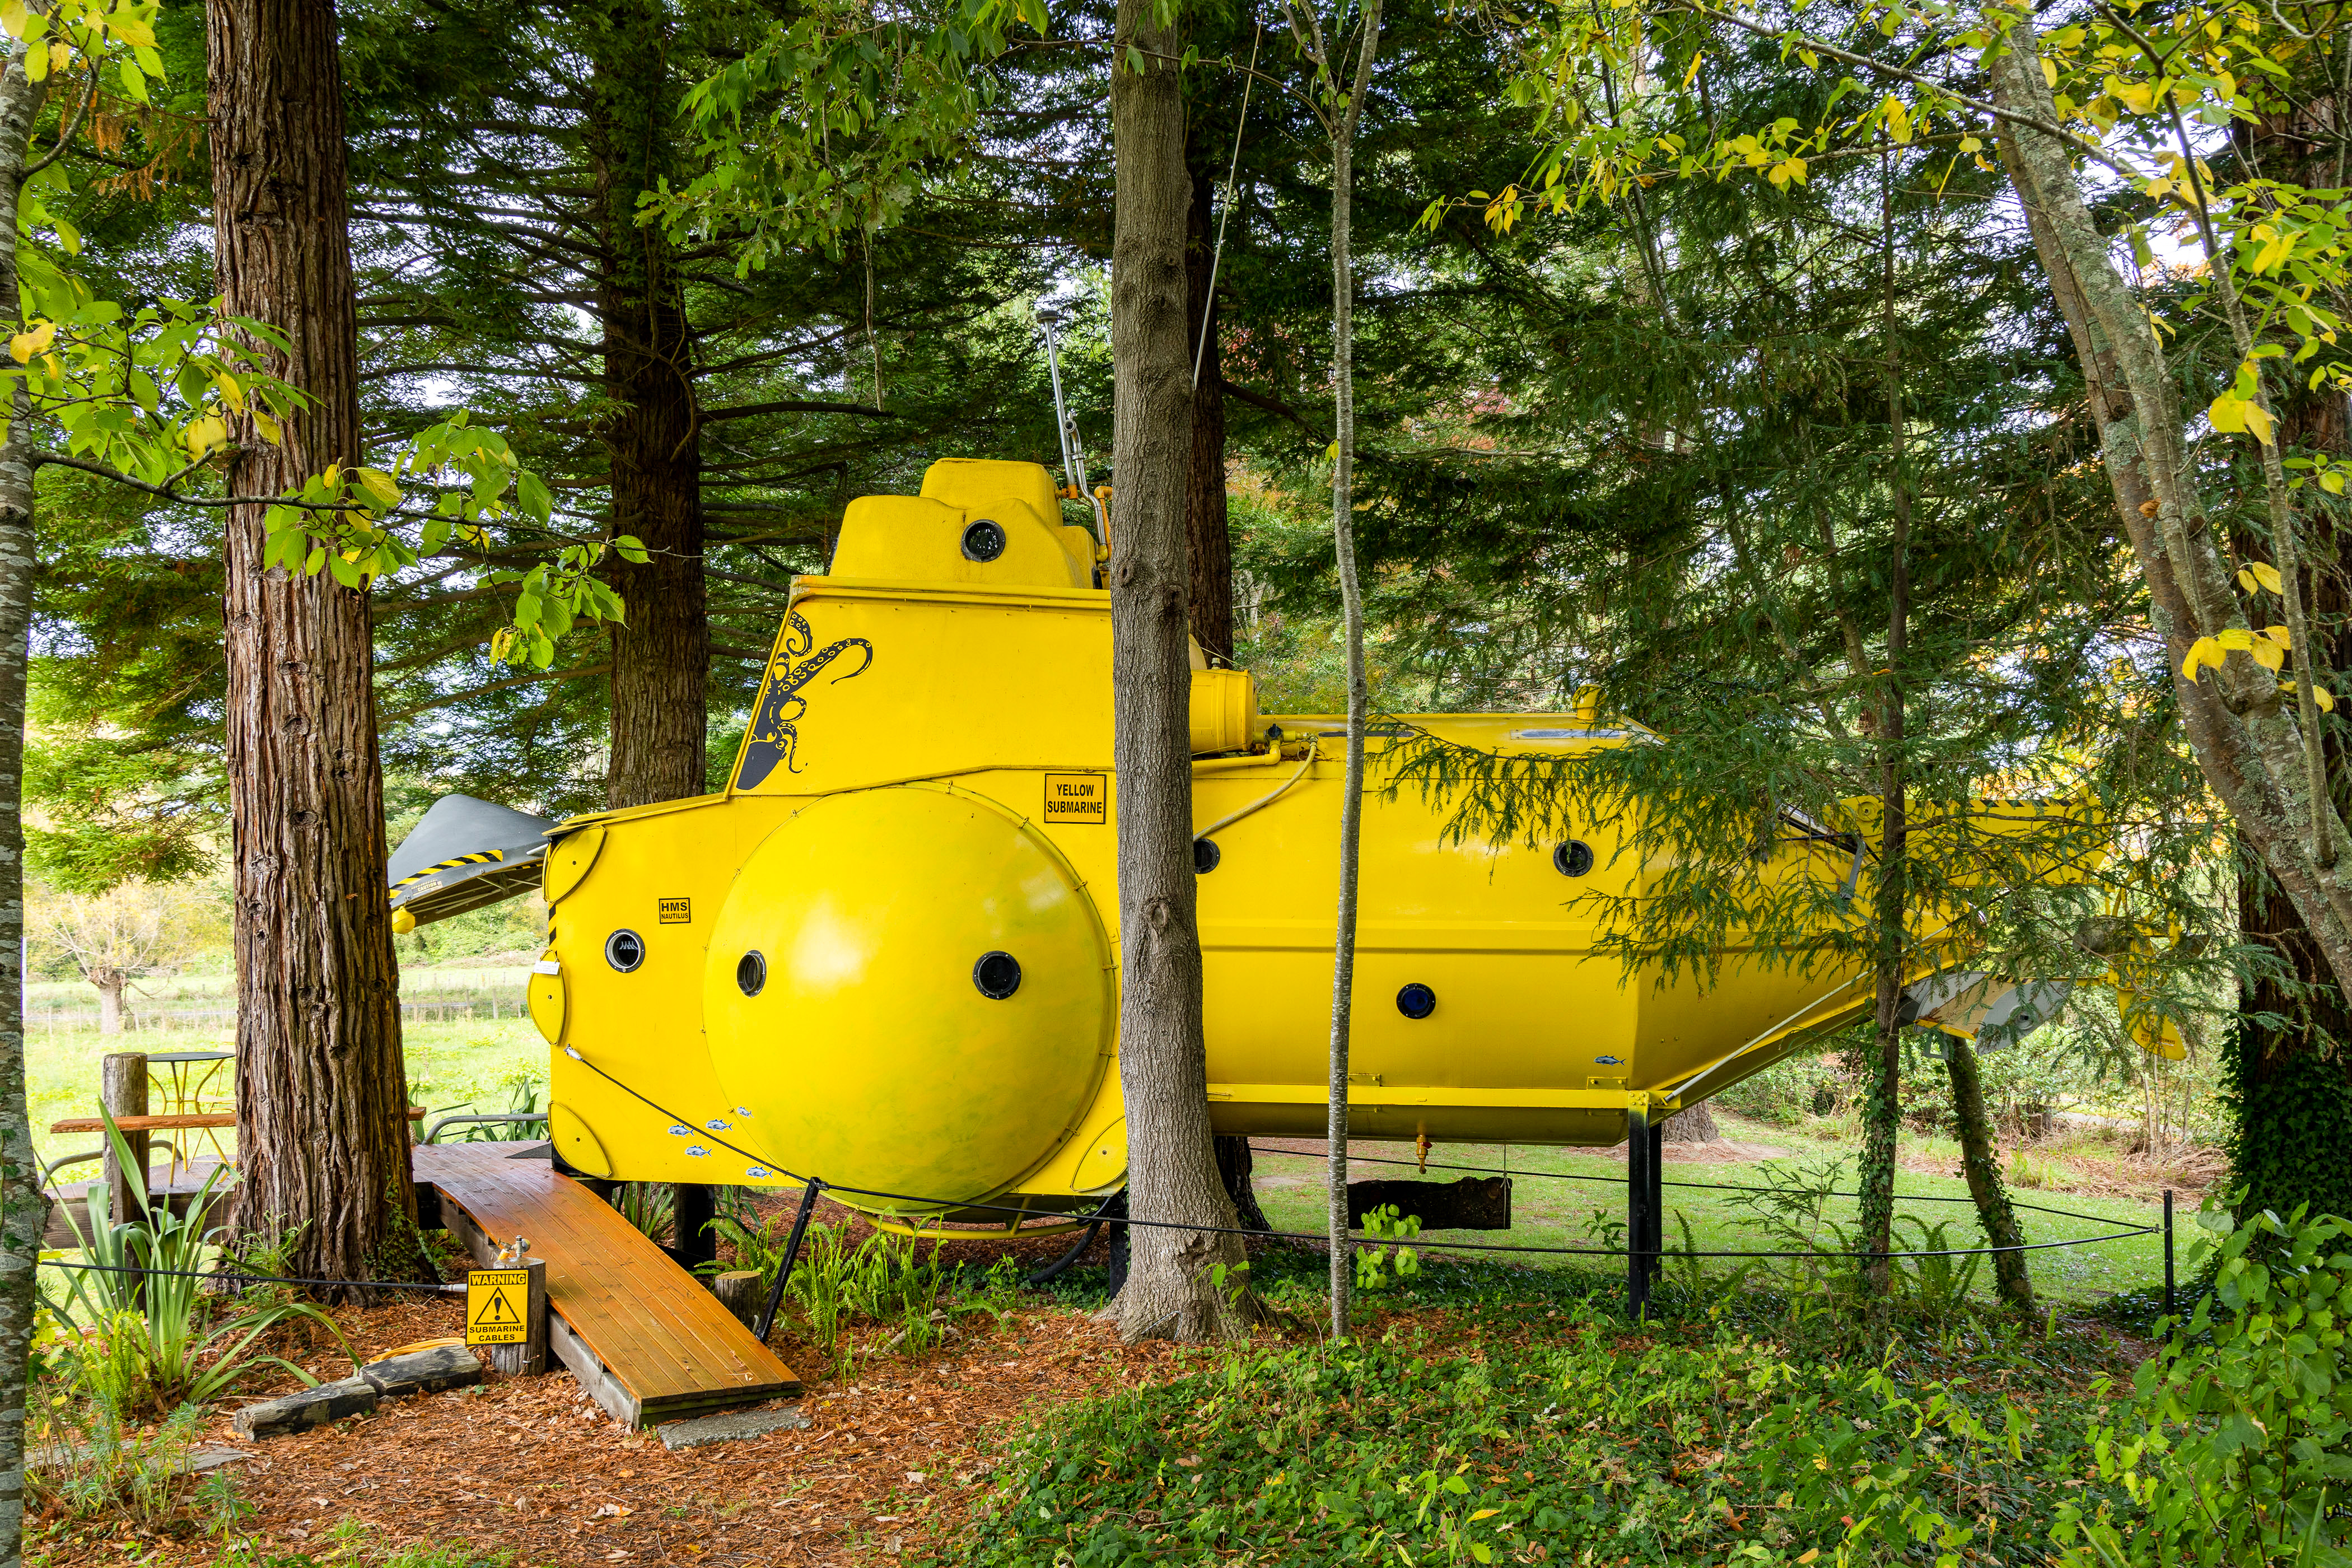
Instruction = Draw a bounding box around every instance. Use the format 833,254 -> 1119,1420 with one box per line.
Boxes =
386,458 -> 2128,1224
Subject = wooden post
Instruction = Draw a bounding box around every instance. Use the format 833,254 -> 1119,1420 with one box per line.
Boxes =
100,1052 -> 150,1227
489,1257 -> 548,1376
712,1270 -> 763,1328
672,1182 -> 717,1272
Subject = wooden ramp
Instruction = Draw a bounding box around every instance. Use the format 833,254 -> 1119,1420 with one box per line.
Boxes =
413,1141 -> 799,1427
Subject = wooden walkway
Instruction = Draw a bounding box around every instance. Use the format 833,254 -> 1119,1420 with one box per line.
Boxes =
412,1142 -> 799,1427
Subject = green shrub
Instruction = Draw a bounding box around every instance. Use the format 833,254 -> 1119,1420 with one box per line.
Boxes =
2051,1200 -> 2352,1565
945,1313 -> 2107,1567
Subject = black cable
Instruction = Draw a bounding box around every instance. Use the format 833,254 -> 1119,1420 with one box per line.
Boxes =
559,1046 -> 2166,1264
1250,1145 -> 2148,1228
39,1259 -> 458,1291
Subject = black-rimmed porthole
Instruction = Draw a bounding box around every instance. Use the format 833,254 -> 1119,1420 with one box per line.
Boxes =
973,950 -> 1022,1000
1397,983 -> 1438,1020
1193,837 -> 1221,874
605,929 -> 646,973
736,950 -> 767,997
1553,840 -> 1595,878
961,519 -> 1007,562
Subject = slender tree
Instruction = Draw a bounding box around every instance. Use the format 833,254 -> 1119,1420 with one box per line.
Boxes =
0,22 -> 49,1560
1280,0 -> 1382,1338
209,0 -> 418,1289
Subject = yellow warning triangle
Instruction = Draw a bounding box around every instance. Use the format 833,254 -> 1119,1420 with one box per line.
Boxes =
472,1287 -> 521,1327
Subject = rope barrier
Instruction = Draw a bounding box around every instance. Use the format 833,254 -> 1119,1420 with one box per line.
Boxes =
1266,1145 -> 2146,1228
38,1258 -> 458,1292
559,1047 -> 2169,1267
34,1052 -> 2163,1296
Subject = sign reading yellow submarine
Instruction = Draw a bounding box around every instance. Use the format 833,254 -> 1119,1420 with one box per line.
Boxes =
387,458 -> 2127,1226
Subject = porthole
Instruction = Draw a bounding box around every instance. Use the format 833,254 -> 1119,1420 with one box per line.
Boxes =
973,950 -> 1022,1000
1193,838 -> 1221,874
961,519 -> 1007,562
604,929 -> 645,973
1553,840 -> 1595,878
1397,983 -> 1437,1020
736,950 -> 767,997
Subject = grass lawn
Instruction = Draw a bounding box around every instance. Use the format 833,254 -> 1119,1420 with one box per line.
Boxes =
29,966 -> 2177,1311
30,1010 -> 548,1178
1250,1116 -> 2178,1308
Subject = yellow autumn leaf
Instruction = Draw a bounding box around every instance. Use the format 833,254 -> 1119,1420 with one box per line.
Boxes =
253,408 -> 281,444
2215,628 -> 2256,651
2250,638 -> 2286,672
2247,561 -> 2284,594
1468,1508 -> 1501,1521
354,466 -> 401,510
2285,679 -> 2337,712
2181,636 -> 2226,678
7,318 -> 52,365
213,372 -> 244,413
2210,391 -> 2278,445
182,414 -> 225,459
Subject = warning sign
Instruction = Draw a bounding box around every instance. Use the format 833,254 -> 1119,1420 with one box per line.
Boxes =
466,1268 -> 530,1346
1043,773 -> 1107,824
657,897 -> 691,924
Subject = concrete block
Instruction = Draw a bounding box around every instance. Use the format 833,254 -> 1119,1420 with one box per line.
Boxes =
360,1343 -> 484,1397
231,1376 -> 378,1439
655,1404 -> 811,1451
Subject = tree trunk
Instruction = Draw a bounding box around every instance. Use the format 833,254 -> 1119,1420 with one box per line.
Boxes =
211,0 -> 416,1295
1943,1035 -> 2032,1308
1856,144 -> 1909,1300
1108,0 -> 1254,1342
1989,22 -> 2352,996
1322,0 -> 1385,1341
94,968 -> 124,1035
1184,129 -> 1261,1230
590,0 -> 707,811
2223,78 -> 2352,1229
1184,159 -> 1234,665
0,35 -> 48,1562
1658,1103 -> 1720,1143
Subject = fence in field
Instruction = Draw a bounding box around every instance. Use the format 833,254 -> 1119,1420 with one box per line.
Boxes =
30,969 -> 534,1035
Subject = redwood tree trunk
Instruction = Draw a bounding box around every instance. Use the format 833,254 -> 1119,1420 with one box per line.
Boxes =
1184,160 -> 1233,665
1108,0 -> 1253,1342
0,36 -> 48,1560
211,0 -> 416,1292
590,0 -> 706,810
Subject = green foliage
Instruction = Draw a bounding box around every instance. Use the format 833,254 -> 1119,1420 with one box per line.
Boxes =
944,1313 -> 2111,1567
2222,1018 -> 2352,1230
1351,1203 -> 1421,1294
608,1183 -> 675,1246
40,1118 -> 360,1412
25,1396 -> 242,1534
2052,1202 -> 2352,1565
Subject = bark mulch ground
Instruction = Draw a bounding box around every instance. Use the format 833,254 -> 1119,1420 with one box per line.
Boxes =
36,1214 -> 1187,1568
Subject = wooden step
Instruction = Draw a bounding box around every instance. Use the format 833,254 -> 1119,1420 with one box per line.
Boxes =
412,1142 -> 799,1427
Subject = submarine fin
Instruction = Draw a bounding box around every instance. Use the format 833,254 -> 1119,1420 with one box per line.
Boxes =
387,794 -> 556,926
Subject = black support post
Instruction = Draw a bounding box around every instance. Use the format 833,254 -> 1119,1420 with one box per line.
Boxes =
2163,1188 -> 2176,1326
671,1182 -> 718,1272
754,1179 -> 824,1343
1645,1115 -> 1664,1284
1627,1107 -> 1652,1320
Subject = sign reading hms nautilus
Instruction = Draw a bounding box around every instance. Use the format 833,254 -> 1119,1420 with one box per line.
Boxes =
1043,773 -> 1107,823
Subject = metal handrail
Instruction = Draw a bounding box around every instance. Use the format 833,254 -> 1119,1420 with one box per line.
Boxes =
422,1111 -> 549,1145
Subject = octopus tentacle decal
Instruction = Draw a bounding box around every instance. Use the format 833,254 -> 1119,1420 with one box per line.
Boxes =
734,613 -> 875,788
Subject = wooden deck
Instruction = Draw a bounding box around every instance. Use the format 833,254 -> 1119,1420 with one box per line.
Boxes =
412,1141 -> 799,1427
